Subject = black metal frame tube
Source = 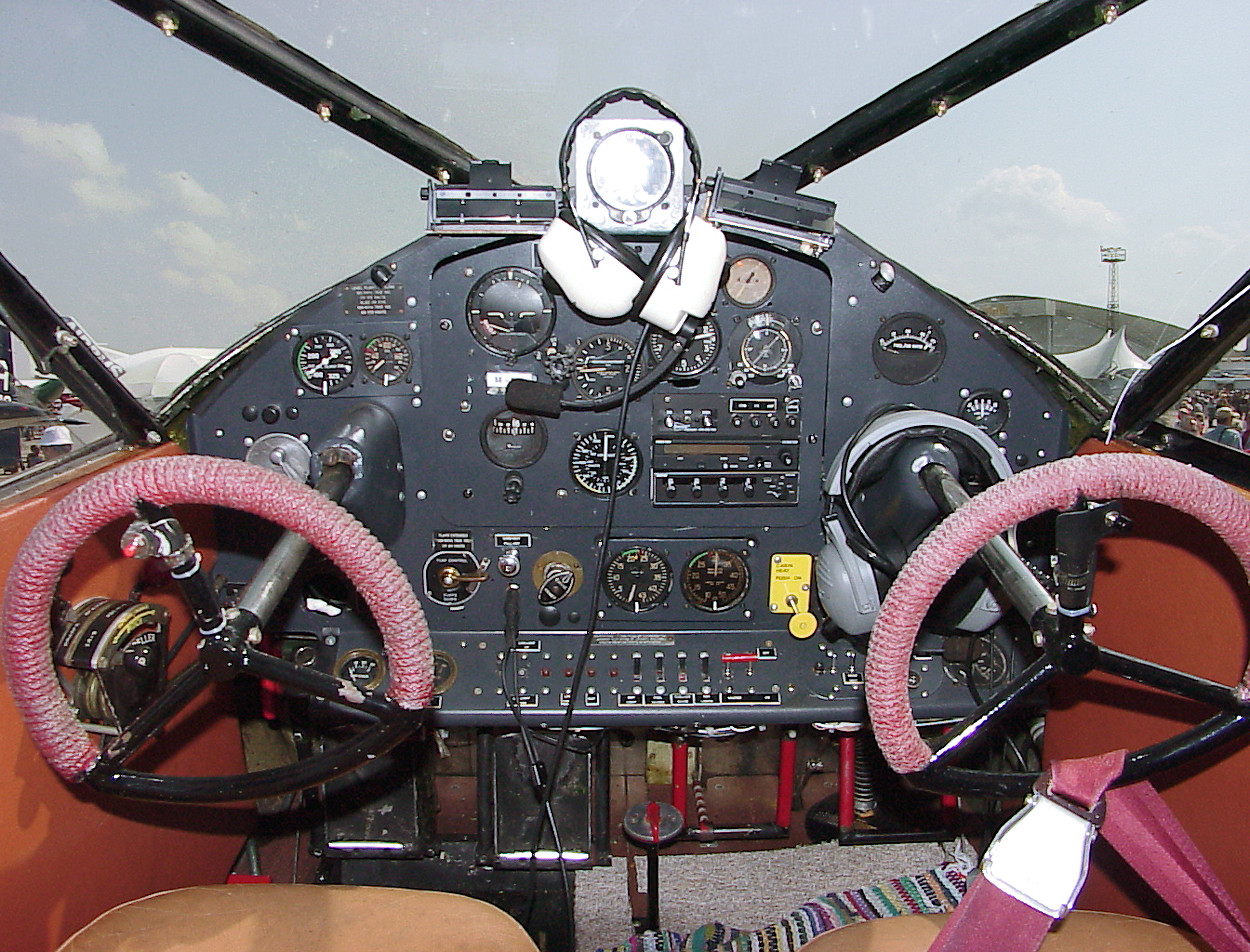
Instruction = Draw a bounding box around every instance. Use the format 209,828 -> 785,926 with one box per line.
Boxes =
107,0 -> 478,184
764,0 -> 1148,187
0,251 -> 160,446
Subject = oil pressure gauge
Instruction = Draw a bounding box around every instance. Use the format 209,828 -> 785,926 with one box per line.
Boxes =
362,333 -> 413,386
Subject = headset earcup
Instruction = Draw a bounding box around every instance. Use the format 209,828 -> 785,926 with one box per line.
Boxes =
638,216 -> 727,334
537,217 -> 644,319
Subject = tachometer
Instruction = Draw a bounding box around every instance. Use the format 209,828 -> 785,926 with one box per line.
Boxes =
466,267 -> 556,357
569,429 -> 641,496
294,330 -> 354,394
361,333 -> 413,386
604,545 -> 672,613
680,547 -> 750,612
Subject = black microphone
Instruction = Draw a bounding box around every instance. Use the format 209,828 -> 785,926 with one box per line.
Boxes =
506,378 -> 564,419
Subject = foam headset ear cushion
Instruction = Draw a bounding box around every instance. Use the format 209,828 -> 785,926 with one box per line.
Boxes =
537,216 -> 645,319
638,216 -> 727,334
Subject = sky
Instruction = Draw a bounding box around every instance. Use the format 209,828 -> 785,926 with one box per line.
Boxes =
0,0 -> 1246,360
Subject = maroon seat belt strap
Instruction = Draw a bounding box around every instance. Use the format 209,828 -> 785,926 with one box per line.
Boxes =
1102,780 -> 1250,952
929,749 -> 1250,952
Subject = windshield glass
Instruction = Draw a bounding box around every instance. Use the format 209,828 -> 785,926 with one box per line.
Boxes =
0,0 -> 1246,441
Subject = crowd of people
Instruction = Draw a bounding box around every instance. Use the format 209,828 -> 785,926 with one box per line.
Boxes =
1174,390 -> 1250,450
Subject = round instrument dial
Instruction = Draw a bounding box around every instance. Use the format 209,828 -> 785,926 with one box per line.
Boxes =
572,333 -> 634,400
739,313 -> 795,378
569,429 -> 641,496
361,333 -> 413,386
466,267 -> 556,357
294,330 -> 354,394
724,255 -> 775,306
960,390 -> 1009,433
680,548 -> 750,613
872,313 -> 947,385
480,408 -> 548,468
335,648 -> 386,691
648,317 -> 720,377
604,545 -> 672,613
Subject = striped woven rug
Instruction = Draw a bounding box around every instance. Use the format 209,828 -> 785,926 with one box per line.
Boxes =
596,861 -> 968,952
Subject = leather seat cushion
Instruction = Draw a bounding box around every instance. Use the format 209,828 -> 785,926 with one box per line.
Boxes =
56,883 -> 541,952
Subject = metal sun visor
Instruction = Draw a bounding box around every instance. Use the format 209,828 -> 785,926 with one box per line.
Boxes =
707,163 -> 836,257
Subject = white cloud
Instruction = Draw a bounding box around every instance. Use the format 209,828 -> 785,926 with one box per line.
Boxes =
957,165 -> 1122,237
0,113 -> 150,213
157,220 -> 251,274
70,176 -> 151,214
162,170 -> 228,217
161,267 -> 286,317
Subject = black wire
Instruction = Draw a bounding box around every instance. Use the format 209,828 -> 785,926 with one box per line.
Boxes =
507,320 -> 655,939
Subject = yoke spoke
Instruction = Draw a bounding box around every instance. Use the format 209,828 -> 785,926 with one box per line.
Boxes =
928,652 -> 1060,768
1096,647 -> 1249,713
99,661 -> 211,765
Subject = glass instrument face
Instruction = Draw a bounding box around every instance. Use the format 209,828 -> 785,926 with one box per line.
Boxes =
361,333 -> 413,386
294,330 -> 355,394
568,429 -> 641,496
603,545 -> 672,612
466,267 -> 555,357
739,314 -> 794,377
680,547 -> 750,612
572,333 -> 634,400
724,256 -> 774,307
649,317 -> 720,378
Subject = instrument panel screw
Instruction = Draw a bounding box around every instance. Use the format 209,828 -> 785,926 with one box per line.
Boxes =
1200,323 -> 1220,339
1098,2 -> 1120,24
316,101 -> 333,122
154,11 -> 179,35
932,98 -> 950,117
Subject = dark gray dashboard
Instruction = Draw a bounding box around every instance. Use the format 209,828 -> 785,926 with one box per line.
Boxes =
184,222 -> 1072,729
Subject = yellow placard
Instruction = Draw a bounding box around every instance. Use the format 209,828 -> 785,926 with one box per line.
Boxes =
768,553 -> 812,615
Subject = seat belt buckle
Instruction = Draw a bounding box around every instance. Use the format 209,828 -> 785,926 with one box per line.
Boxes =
980,775 -> 1104,919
